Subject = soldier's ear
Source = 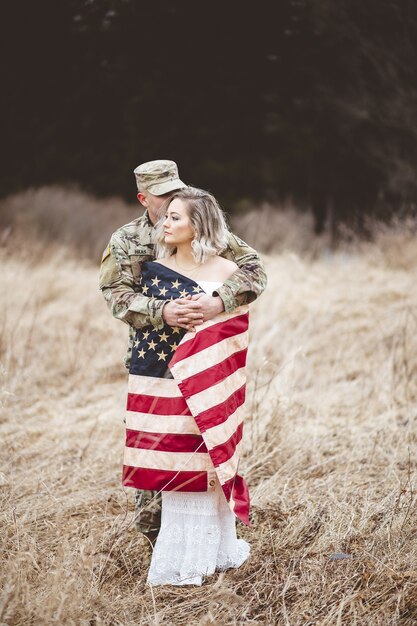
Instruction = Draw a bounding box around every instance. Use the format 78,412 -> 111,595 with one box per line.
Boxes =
137,192 -> 148,207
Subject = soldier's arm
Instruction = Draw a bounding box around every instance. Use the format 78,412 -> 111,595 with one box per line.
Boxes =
99,237 -> 166,331
216,232 -> 267,312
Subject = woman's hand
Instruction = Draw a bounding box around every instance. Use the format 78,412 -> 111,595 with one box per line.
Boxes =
162,296 -> 204,331
190,293 -> 225,322
162,294 -> 225,331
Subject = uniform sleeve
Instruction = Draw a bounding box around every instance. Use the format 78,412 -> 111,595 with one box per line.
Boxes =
216,231 -> 267,313
98,238 -> 166,331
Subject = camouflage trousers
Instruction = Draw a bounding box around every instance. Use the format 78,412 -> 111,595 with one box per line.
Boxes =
134,489 -> 162,545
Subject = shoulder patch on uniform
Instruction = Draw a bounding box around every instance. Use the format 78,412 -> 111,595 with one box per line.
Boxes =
232,235 -> 248,247
101,244 -> 111,262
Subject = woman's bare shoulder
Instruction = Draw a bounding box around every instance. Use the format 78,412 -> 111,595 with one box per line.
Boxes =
210,255 -> 238,279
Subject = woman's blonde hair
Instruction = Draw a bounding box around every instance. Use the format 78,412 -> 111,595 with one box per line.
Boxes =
155,187 -> 229,263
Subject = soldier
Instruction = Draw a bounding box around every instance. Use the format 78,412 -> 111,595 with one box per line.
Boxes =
99,159 -> 267,545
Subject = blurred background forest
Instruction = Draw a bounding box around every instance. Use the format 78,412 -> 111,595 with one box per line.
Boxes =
2,0 -> 417,236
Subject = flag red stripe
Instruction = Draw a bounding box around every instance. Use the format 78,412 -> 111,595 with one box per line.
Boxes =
125,429 -> 207,453
171,313 -> 249,365
178,348 -> 247,398
127,393 -> 191,416
209,421 -> 244,467
223,474 -> 251,527
122,466 -> 208,491
186,384 -> 246,433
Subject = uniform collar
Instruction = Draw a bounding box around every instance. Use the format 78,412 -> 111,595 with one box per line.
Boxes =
143,210 -> 154,228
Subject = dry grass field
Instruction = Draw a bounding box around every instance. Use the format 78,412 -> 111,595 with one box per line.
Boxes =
1,188 -> 417,625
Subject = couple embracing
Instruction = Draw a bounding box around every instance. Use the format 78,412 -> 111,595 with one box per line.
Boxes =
99,160 -> 267,586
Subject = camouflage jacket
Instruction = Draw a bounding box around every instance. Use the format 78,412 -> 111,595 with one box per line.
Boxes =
99,210 -> 267,367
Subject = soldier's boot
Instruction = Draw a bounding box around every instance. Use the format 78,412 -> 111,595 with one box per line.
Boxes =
134,489 -> 162,547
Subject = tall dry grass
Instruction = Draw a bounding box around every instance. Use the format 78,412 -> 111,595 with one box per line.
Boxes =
0,186 -> 138,263
1,187 -> 417,624
0,186 -> 327,263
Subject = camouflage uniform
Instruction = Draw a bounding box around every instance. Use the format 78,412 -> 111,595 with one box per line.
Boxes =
134,489 -> 161,546
99,161 -> 267,543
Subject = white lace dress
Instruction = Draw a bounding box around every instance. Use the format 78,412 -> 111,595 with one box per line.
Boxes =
147,280 -> 250,586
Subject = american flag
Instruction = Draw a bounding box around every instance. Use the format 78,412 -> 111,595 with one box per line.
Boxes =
122,261 -> 250,525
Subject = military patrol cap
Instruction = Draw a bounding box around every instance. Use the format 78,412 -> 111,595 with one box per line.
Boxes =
134,160 -> 187,195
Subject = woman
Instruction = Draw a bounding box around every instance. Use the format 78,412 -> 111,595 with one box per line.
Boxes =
122,187 -> 255,586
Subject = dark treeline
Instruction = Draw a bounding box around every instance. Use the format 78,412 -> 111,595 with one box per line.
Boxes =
2,0 -> 417,231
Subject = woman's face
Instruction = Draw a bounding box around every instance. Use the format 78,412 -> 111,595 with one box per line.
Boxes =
163,198 -> 194,246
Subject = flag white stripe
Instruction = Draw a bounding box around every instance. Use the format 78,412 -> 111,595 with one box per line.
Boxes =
125,411 -> 201,435
170,330 -> 248,381
128,375 -> 182,397
124,446 -> 212,472
186,367 -> 246,416
201,405 -> 245,449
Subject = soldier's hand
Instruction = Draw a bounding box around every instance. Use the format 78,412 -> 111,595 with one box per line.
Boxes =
163,298 -> 204,330
190,294 -> 225,322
